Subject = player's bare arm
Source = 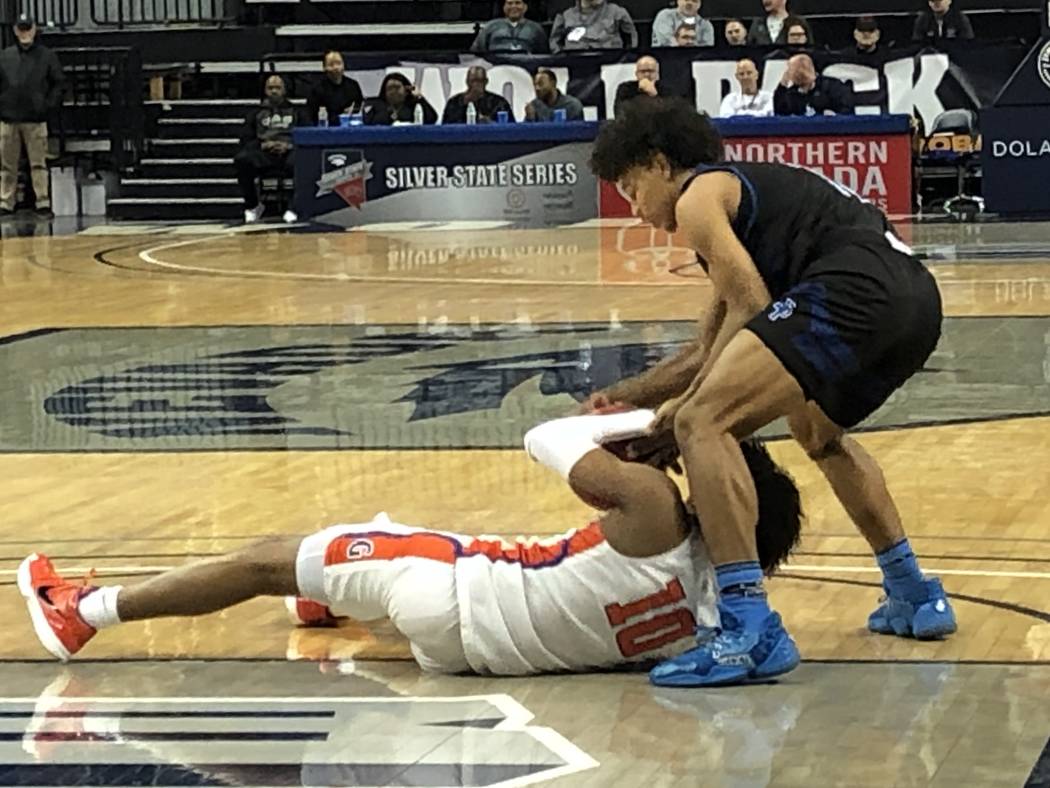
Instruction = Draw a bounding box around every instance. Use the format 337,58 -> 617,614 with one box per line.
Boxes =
567,448 -> 689,558
653,172 -> 772,430
594,297 -> 727,410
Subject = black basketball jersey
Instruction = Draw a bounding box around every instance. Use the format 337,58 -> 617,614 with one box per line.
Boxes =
680,162 -> 897,299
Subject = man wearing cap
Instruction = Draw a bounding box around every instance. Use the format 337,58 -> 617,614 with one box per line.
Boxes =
854,15 -> 882,59
0,14 -> 64,219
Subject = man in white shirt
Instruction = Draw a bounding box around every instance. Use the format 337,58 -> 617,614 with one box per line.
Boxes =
719,59 -> 774,118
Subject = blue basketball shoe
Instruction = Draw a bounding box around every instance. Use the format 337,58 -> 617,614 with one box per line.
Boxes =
649,606 -> 800,687
868,577 -> 957,639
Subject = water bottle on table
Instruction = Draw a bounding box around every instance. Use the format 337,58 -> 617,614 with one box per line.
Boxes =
466,102 -> 477,125
413,103 -> 424,125
318,106 -> 328,127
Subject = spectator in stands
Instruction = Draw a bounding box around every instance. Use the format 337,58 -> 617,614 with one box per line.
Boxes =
854,15 -> 882,56
774,53 -> 854,115
234,75 -> 299,225
306,51 -> 364,125
550,0 -> 638,53
471,0 -> 549,54
652,0 -> 713,47
0,14 -> 64,219
720,58 -> 774,117
724,19 -> 749,46
442,66 -> 514,124
613,56 -> 673,115
912,0 -> 974,41
747,0 -> 794,45
673,23 -> 700,46
784,15 -> 814,46
363,73 -> 438,125
524,69 -> 584,121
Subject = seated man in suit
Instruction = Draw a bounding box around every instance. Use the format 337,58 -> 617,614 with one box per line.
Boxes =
774,54 -> 854,116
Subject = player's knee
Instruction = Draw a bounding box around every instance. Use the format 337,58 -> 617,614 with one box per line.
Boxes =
673,400 -> 717,446
800,433 -> 845,462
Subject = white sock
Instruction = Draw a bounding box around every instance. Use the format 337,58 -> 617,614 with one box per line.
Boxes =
524,410 -> 656,479
78,586 -> 123,629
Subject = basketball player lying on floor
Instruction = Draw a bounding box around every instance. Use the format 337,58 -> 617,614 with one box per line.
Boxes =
20,409 -> 802,678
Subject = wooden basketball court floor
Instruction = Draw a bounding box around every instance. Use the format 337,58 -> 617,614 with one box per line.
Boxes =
0,216 -> 1048,787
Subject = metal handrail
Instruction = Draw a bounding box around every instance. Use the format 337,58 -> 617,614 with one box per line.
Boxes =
88,0 -> 233,28
53,46 -> 145,170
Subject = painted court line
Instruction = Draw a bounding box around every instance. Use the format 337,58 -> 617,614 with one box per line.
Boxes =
135,233 -> 680,288
787,565 -> 1050,580
3,563 -> 1050,580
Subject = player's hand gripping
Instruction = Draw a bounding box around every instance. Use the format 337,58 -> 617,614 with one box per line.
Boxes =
651,394 -> 684,435
578,391 -> 629,415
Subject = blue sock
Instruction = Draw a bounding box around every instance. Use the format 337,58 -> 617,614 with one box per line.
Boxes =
715,561 -> 771,632
876,539 -> 927,602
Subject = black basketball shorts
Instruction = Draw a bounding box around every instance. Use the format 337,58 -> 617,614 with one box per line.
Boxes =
745,235 -> 942,429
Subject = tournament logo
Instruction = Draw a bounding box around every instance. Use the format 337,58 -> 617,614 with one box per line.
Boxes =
316,149 -> 373,208
346,538 -> 375,560
506,188 -> 527,210
1039,40 -> 1050,90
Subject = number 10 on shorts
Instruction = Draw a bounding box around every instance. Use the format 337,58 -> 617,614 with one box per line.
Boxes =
604,578 -> 697,658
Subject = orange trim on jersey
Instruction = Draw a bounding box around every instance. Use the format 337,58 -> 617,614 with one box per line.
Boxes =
324,531 -> 459,567
323,521 -> 607,570
463,521 -> 606,569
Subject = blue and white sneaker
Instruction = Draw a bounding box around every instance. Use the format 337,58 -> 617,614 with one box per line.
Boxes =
649,606 -> 800,687
868,577 -> 957,639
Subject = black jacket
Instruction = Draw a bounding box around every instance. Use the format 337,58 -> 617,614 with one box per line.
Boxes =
306,76 -> 364,124
0,41 -> 64,123
613,80 -> 675,116
441,90 -> 514,124
363,96 -> 438,126
774,76 -> 854,116
239,99 -> 299,148
912,8 -> 974,41
747,16 -> 790,46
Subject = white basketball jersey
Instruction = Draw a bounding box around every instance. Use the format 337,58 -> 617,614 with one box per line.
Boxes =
453,522 -> 718,675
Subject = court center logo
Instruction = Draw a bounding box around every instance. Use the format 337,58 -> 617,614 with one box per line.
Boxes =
6,318 -> 1050,452
317,149 -> 373,208
5,696 -> 597,787
1039,41 -> 1050,90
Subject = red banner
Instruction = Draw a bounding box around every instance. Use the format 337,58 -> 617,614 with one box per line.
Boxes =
600,132 -> 912,218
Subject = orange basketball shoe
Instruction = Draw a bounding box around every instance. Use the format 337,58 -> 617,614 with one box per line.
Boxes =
18,554 -> 97,661
285,597 -> 340,627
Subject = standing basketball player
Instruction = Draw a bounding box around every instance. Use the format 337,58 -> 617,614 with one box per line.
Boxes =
19,410 -> 803,677
587,98 -> 956,687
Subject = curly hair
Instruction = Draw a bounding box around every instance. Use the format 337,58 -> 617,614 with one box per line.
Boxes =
741,440 -> 804,575
651,438 -> 802,575
590,97 -> 723,183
